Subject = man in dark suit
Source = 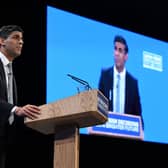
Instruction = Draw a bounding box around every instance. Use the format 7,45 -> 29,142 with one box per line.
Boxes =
98,35 -> 144,129
0,25 -> 41,168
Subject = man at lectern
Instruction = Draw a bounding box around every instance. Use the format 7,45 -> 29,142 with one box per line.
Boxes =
98,35 -> 144,129
0,25 -> 41,168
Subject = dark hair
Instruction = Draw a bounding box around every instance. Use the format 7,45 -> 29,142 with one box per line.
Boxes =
114,35 -> 128,54
0,25 -> 23,39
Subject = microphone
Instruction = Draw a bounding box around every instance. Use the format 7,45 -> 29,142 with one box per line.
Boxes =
67,74 -> 92,91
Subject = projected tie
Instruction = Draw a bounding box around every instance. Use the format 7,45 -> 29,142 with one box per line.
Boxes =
115,74 -> 120,113
7,63 -> 13,104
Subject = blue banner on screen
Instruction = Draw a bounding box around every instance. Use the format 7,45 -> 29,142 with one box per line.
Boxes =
47,5 -> 168,144
88,112 -> 143,140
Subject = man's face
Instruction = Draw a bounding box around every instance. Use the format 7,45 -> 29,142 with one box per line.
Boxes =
114,41 -> 128,71
1,31 -> 24,60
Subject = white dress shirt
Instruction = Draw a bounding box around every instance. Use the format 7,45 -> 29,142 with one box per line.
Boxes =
113,66 -> 126,114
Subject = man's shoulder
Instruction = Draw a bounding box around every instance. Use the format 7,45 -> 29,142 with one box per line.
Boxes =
101,66 -> 113,73
126,71 -> 138,82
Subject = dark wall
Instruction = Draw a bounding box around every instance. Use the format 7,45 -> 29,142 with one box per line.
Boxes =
80,134 -> 168,167
47,0 -> 168,42
1,0 -> 168,168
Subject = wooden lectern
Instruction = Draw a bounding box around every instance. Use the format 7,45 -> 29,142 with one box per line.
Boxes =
24,89 -> 108,168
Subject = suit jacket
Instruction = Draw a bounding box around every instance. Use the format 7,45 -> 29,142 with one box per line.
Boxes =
0,60 -> 18,137
98,66 -> 144,128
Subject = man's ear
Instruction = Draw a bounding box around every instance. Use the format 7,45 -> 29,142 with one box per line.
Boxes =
124,53 -> 128,61
0,38 -> 5,47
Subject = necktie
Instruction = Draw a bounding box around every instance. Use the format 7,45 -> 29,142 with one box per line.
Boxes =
7,63 -> 15,124
7,63 -> 13,104
115,74 -> 120,113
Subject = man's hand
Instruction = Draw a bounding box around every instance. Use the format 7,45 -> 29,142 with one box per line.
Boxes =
15,104 -> 41,120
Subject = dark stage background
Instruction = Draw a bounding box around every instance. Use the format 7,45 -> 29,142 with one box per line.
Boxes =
1,0 -> 168,167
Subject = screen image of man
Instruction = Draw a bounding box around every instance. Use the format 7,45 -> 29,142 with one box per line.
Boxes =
98,35 -> 144,130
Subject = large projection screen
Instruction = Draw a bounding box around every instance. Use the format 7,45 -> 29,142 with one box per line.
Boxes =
47,5 -> 168,144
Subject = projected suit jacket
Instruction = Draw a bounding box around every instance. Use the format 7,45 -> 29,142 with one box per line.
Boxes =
98,66 -> 144,128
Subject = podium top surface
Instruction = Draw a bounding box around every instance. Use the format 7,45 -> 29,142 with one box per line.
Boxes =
24,89 -> 109,134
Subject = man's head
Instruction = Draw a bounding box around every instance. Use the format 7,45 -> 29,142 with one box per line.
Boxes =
0,25 -> 24,61
113,35 -> 128,72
